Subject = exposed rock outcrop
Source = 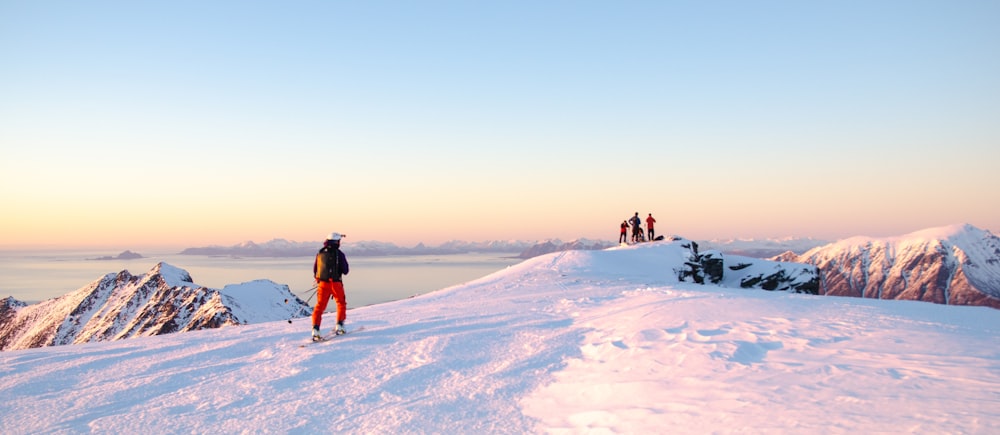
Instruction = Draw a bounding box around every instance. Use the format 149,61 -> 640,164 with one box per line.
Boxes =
675,239 -> 820,294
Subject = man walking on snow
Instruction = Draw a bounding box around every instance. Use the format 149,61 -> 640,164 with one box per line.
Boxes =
312,232 -> 350,339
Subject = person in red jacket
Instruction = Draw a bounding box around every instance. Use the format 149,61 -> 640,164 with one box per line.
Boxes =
312,232 -> 350,340
646,213 -> 657,241
619,220 -> 629,243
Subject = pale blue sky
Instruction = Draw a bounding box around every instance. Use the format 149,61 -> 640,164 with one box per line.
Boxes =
2,1 -> 998,248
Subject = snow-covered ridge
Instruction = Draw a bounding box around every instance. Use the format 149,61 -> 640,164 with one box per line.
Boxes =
2,239 -> 813,351
0,262 -> 310,351
2,239 -> 997,433
786,223 -> 1000,308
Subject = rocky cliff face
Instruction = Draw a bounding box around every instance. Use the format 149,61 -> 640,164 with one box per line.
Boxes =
0,263 -> 312,351
784,224 -> 1000,309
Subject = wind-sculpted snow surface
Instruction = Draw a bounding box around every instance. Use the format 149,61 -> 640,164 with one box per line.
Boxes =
1,242 -> 997,433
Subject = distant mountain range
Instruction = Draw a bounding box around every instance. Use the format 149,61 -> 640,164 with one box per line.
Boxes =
177,237 -> 825,259
0,263 -> 310,351
516,239 -> 617,258
700,237 -> 830,258
780,224 -> 1000,309
179,239 -> 540,257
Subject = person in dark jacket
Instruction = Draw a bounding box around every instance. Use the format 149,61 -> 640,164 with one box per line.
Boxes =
311,232 -> 350,339
630,212 -> 642,243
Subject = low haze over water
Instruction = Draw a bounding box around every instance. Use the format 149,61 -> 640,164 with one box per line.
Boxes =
0,250 -> 522,308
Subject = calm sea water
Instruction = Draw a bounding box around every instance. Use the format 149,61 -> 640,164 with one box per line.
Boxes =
0,250 -> 523,308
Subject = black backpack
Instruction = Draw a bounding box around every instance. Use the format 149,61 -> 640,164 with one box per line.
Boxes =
315,248 -> 340,281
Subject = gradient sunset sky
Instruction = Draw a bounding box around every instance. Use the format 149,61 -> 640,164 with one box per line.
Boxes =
2,1 -> 998,249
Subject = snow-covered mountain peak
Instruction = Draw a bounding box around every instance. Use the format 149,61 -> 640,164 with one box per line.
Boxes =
150,262 -> 195,287
0,263 -> 310,351
1,296 -> 27,311
899,223 -> 982,242
826,223 -> 984,247
790,224 -> 1000,308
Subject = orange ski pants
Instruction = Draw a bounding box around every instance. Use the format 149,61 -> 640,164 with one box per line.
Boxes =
312,280 -> 346,327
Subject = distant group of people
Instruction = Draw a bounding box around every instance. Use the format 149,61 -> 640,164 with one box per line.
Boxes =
620,212 -> 657,243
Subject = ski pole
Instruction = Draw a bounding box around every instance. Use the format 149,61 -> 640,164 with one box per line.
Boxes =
304,285 -> 318,304
286,285 -> 319,324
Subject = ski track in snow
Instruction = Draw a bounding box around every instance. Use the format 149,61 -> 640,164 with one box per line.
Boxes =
1,242 -> 998,434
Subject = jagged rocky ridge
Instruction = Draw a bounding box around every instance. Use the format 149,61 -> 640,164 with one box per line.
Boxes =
0,263 -> 311,351
779,224 -> 1000,309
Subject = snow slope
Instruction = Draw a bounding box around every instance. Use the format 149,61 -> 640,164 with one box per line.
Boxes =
1,241 -> 997,433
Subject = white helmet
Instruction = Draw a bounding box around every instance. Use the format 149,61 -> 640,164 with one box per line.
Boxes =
326,232 -> 343,241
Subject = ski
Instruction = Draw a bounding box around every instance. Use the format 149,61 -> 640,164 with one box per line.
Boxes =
299,326 -> 365,347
